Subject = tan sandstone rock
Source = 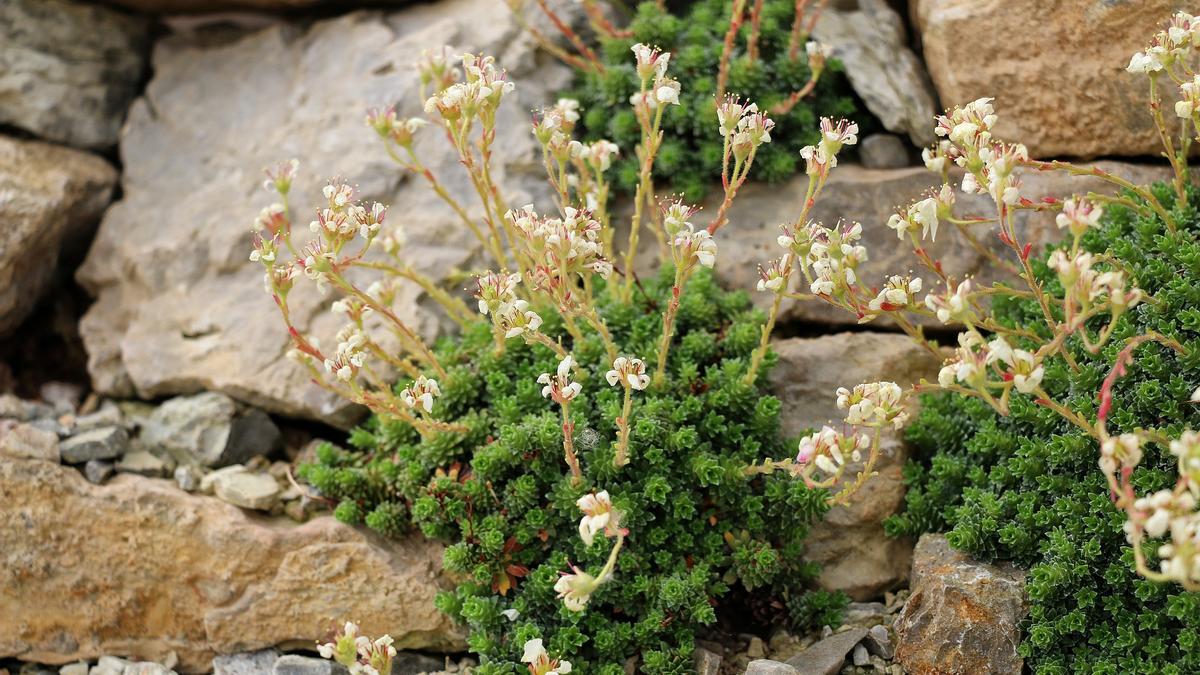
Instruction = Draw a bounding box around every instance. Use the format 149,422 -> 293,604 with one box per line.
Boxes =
0,457 -> 460,672
770,332 -> 941,600
77,1 -> 573,427
913,0 -> 1189,158
0,136 -> 117,335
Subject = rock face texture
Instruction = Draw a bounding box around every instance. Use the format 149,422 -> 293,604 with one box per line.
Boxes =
108,0 -> 408,13
913,0 -> 1186,158
0,0 -> 149,149
0,137 -> 118,335
0,458 -> 459,672
812,0 -> 938,146
704,161 -> 1169,326
894,534 -> 1028,675
77,1 -> 572,427
770,332 -> 941,600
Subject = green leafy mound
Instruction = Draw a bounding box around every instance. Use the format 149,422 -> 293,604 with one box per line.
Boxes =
302,268 -> 845,673
566,0 -> 867,202
887,183 -> 1200,673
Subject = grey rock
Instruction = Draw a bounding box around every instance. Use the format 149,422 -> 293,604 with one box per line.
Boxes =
811,0 -> 938,146
60,426 -> 128,464
694,647 -> 722,675
744,660 -> 799,675
0,136 -> 118,335
141,393 -> 280,468
895,533 -> 1027,675
200,464 -> 247,494
75,403 -> 125,433
273,655 -> 347,675
863,625 -> 893,659
123,664 -> 176,675
0,0 -> 149,149
842,602 -> 887,627
213,649 -> 280,675
59,662 -> 89,675
0,422 -> 60,462
212,471 -> 281,511
770,333 -> 940,600
174,464 -> 204,492
89,657 -> 130,675
76,0 -> 572,426
858,134 -> 910,170
747,636 -> 766,659
108,0 -> 410,12
392,652 -> 444,675
116,450 -> 172,478
29,417 -> 71,437
40,382 -> 83,415
851,643 -> 870,666
785,628 -> 868,675
84,459 -> 115,484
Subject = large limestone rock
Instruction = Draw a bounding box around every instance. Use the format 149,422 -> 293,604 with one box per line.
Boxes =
894,533 -> 1027,675
770,332 -> 940,600
0,136 -> 118,335
812,0 -> 938,146
77,2 -> 572,427
704,161 -> 1169,326
0,457 -> 459,672
0,0 -> 149,150
913,0 -> 1187,158
107,0 -> 408,13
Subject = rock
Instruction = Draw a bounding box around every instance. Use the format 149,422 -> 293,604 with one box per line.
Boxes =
894,533 -> 1027,675
212,649 -> 280,675
84,460 -> 115,484
40,383 -> 83,415
744,660 -> 798,675
59,427 -> 128,464
0,0 -> 149,149
841,602 -> 887,628
812,0 -> 937,146
770,333 -> 940,600
851,643 -> 869,666
212,471 -> 281,511
123,665 -> 175,675
75,404 -> 125,433
694,647 -> 722,675
0,422 -> 60,462
58,663 -> 88,675
785,628 -> 867,675
700,161 -> 1169,327
116,450 -> 173,478
89,657 -> 131,675
108,0 -> 408,13
858,134 -> 910,170
272,656 -> 347,675
863,625 -> 893,660
0,136 -> 117,335
392,652 -> 444,675
200,464 -> 248,494
0,459 -> 460,671
77,1 -> 572,427
174,464 -> 204,492
141,393 -> 281,469
913,0 -> 1179,157
746,636 -> 766,659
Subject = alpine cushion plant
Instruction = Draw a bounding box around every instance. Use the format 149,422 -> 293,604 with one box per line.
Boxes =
253,43 -> 890,672
516,0 -> 865,202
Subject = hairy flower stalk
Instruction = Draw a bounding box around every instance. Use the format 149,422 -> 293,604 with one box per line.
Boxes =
653,200 -> 716,387
540,356 -> 585,483
606,356 -> 650,466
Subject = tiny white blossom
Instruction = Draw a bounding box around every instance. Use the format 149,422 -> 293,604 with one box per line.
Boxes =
606,356 -> 650,390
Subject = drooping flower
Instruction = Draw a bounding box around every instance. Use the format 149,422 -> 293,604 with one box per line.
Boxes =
554,567 -> 597,612
539,355 -> 583,403
577,490 -> 622,546
606,356 -> 650,390
924,278 -> 974,325
1055,197 -> 1104,238
400,375 -> 442,414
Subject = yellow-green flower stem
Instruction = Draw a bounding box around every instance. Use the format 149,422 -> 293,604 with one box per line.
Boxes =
1026,159 -> 1176,234
652,263 -> 691,388
328,275 -> 446,378
384,143 -> 492,265
581,274 -> 619,363
622,89 -> 667,303
353,261 -> 475,328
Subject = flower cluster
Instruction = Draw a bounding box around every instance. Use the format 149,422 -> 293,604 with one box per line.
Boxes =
316,623 -> 395,675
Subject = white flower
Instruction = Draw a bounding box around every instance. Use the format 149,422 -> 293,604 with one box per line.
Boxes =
606,356 -> 650,390
756,255 -> 791,294
522,638 -> 573,675
577,490 -> 620,546
474,271 -> 522,315
554,568 -> 597,612
717,96 -> 757,138
501,608 -> 520,621
1100,433 -> 1143,474
400,375 -> 442,414
1055,197 -> 1104,238
1127,50 -> 1165,74
924,279 -> 974,325
672,222 -> 717,269
655,79 -> 681,105
818,117 -> 858,157
631,43 -> 670,81
868,275 -> 922,313
800,144 -> 836,174
805,41 -> 832,72
539,355 -> 583,403
836,381 -> 908,429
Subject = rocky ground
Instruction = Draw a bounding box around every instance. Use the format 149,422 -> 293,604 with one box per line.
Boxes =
0,0 -> 1183,672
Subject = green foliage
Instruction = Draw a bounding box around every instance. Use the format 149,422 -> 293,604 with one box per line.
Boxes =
887,183 -> 1200,673
566,0 -> 868,202
301,268 -> 844,671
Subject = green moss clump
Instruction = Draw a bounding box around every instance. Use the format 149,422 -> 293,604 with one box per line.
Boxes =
566,0 -> 869,202
887,182 -> 1200,673
300,268 -> 844,672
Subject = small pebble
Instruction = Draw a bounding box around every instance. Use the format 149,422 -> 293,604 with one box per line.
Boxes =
747,636 -> 766,659
175,464 -> 203,492
84,459 -> 115,484
852,643 -> 870,666
60,426 -> 128,464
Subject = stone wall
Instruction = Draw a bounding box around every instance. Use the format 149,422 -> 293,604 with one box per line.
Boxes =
0,0 -> 1181,673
